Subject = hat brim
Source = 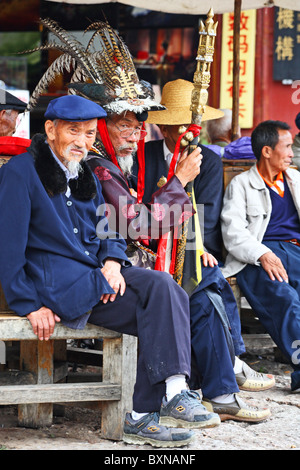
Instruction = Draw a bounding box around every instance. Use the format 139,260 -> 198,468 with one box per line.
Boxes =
0,104 -> 27,113
146,105 -> 224,125
0,89 -> 27,113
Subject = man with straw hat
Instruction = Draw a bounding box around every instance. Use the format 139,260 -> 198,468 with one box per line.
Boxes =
144,79 -> 224,261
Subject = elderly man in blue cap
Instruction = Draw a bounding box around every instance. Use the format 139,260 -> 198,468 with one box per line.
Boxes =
0,94 -> 223,447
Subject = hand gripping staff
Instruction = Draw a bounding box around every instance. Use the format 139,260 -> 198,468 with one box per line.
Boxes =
172,8 -> 218,295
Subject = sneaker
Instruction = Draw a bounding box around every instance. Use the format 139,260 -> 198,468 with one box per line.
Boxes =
160,390 -> 221,429
123,412 -> 194,448
202,394 -> 271,423
235,361 -> 275,391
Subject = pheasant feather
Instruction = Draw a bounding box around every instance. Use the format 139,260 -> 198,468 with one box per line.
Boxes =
22,17 -> 164,115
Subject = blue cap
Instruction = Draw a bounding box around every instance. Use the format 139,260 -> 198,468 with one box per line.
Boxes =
44,95 -> 107,121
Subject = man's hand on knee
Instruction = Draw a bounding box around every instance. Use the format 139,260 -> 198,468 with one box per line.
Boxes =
201,251 -> 218,268
27,306 -> 61,341
100,259 -> 126,303
259,252 -> 289,283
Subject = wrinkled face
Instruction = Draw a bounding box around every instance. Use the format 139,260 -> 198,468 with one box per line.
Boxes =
265,129 -> 294,174
45,118 -> 97,167
106,111 -> 143,158
0,109 -> 19,137
160,124 -> 190,153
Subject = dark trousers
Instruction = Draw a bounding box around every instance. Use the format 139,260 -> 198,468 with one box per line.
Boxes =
189,265 -> 244,398
237,240 -> 300,391
89,266 -> 191,412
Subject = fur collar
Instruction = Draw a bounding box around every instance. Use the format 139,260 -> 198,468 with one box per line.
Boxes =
28,134 -> 97,200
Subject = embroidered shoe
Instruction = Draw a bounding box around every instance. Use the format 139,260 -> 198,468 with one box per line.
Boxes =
202,394 -> 271,423
123,412 -> 194,448
235,361 -> 275,391
159,390 -> 221,429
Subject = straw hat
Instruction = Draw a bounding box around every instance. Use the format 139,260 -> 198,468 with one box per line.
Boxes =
146,79 -> 224,125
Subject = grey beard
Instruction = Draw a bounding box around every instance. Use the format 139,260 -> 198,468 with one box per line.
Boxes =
117,154 -> 134,177
67,159 -> 84,179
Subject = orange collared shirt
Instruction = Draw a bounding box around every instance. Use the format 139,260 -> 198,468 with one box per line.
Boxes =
258,169 -> 284,197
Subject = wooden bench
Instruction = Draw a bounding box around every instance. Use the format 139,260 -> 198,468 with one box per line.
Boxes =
0,303 -> 137,440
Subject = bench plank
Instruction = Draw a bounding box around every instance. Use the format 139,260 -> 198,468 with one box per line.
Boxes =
0,301 -> 137,439
0,315 -> 121,341
0,382 -> 121,405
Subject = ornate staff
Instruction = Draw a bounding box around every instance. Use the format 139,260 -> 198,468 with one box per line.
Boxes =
173,8 -> 218,292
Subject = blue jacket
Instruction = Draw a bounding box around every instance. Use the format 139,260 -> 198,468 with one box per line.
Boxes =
0,134 -> 129,321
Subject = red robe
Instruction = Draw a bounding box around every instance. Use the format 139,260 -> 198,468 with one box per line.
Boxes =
87,149 -> 194,269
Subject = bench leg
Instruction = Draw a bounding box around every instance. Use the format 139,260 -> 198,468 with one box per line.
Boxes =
101,334 -> 137,440
18,340 -> 54,428
0,340 -> 5,365
227,277 -> 242,315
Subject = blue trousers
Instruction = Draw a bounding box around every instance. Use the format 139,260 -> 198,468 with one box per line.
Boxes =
237,240 -> 300,391
189,265 -> 245,398
89,266 -> 191,412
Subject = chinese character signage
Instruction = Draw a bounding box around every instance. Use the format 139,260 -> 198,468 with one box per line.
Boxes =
220,10 -> 256,129
273,8 -> 300,81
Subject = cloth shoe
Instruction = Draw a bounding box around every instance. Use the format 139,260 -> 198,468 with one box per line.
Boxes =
160,389 -> 221,429
235,361 -> 275,391
123,412 -> 194,448
202,393 -> 271,423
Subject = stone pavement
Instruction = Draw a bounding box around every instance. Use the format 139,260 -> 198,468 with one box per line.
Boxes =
0,371 -> 299,451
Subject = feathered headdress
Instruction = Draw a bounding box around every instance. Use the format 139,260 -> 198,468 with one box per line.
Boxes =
23,18 -> 164,116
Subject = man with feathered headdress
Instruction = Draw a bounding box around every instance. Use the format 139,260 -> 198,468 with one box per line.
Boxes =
86,78 -> 273,423
25,18 -> 273,426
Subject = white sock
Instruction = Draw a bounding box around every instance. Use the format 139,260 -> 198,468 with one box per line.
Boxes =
131,410 -> 149,421
234,356 -> 244,374
211,393 -> 235,404
131,374 -> 187,420
165,374 -> 187,401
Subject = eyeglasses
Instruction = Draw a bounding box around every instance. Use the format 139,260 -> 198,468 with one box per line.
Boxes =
108,120 -> 147,140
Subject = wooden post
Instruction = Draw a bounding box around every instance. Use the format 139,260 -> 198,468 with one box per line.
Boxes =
18,340 -> 54,427
101,334 -> 137,440
232,0 -> 241,141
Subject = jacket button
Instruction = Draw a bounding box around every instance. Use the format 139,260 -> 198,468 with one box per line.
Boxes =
67,200 -> 72,206
73,228 -> 78,234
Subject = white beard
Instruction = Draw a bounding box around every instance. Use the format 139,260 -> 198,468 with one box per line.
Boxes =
117,154 -> 134,177
115,142 -> 137,177
67,159 -> 83,179
63,144 -> 87,179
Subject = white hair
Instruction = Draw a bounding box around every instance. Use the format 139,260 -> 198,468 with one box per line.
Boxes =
206,109 -> 233,142
117,155 -> 134,177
